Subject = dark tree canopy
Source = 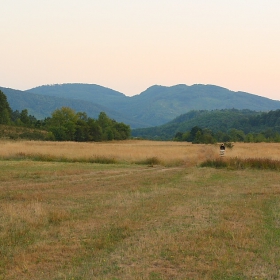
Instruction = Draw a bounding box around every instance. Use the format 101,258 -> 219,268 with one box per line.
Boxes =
0,90 -> 12,124
46,108 -> 131,141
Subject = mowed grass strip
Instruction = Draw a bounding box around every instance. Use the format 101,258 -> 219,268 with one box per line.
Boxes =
1,158 -> 280,279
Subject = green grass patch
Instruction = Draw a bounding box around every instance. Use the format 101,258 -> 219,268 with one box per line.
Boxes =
83,224 -> 131,252
263,198 -> 280,250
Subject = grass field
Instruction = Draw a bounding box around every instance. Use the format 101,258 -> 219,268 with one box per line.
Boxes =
0,140 -> 280,279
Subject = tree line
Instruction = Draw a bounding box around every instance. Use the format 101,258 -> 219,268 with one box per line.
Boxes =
132,109 -> 280,142
174,126 -> 280,143
0,90 -> 130,141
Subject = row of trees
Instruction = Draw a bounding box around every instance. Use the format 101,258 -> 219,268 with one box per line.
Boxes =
0,90 -> 131,141
46,108 -> 130,141
174,126 -> 280,143
132,109 -> 280,141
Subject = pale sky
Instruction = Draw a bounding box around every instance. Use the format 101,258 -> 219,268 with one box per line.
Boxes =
1,0 -> 280,100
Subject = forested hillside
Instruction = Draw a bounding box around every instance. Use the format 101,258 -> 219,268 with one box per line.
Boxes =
1,86 -> 145,128
0,90 -> 131,142
27,83 -> 128,108
132,109 -> 280,142
123,84 -> 280,126
3,83 -> 280,128
2,85 -> 280,143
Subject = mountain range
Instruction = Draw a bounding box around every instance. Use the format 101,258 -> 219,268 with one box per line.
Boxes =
1,83 -> 280,128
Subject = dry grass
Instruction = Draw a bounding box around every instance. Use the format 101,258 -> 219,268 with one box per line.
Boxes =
223,142 -> 280,160
1,140 -> 280,279
1,140 -> 280,167
0,140 -> 218,166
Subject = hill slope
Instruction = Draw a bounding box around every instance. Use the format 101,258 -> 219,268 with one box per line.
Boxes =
1,86 -> 146,128
27,83 -> 128,108
131,109 -> 280,140
2,83 -> 280,128
124,84 -> 280,125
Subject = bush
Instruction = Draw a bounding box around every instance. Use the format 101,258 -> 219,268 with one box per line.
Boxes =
224,142 -> 234,149
135,157 -> 161,166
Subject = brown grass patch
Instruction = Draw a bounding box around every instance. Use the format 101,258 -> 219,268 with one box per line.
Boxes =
1,140 -> 280,167
1,141 -> 280,279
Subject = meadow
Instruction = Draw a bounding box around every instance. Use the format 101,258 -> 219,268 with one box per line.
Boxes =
0,140 -> 280,279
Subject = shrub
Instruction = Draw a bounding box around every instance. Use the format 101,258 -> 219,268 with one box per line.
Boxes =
200,159 -> 228,169
135,157 -> 161,166
224,142 -> 234,149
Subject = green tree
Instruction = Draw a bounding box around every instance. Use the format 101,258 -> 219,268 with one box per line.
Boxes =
74,112 -> 90,141
113,122 -> 131,140
96,113 -> 131,141
75,119 -> 89,142
48,107 -> 78,141
20,109 -> 30,125
187,126 -> 203,143
228,129 -> 245,142
0,90 -> 12,124
245,133 -> 254,142
181,131 -> 189,141
87,118 -> 102,141
255,133 -> 266,143
46,108 -> 130,142
97,112 -> 113,140
201,129 -> 216,144
174,132 -> 183,141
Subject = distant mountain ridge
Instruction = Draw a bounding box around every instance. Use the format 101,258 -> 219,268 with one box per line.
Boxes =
1,86 -> 146,128
2,83 -> 280,128
27,84 -> 128,108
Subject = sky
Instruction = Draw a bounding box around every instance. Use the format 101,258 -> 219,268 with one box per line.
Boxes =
1,0 -> 280,100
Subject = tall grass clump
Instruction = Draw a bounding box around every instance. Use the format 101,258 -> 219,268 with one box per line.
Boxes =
242,157 -> 280,170
201,157 -> 280,170
134,156 -> 161,166
200,158 -> 228,169
0,152 -> 118,164
89,156 -> 118,164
